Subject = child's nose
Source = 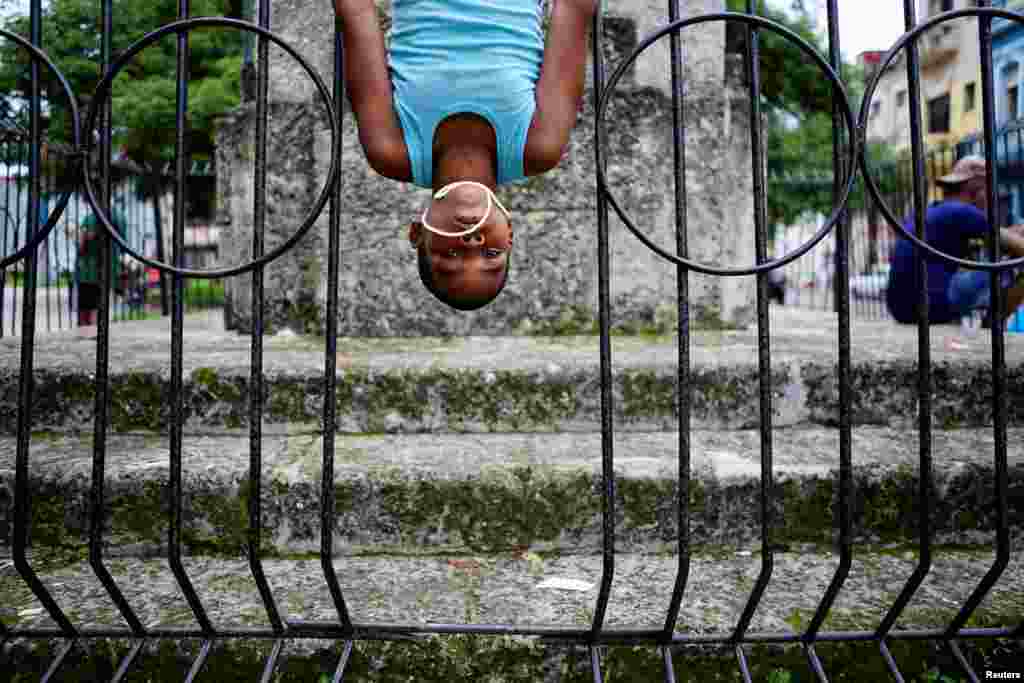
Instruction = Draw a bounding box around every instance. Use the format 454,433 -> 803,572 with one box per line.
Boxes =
461,231 -> 484,245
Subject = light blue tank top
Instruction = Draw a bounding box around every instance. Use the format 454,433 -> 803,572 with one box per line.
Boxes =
388,0 -> 545,188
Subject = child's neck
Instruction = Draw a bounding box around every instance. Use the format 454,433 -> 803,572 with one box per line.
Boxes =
433,114 -> 498,189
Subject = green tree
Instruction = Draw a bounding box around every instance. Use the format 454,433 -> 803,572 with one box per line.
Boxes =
0,0 -> 244,168
725,0 -> 899,228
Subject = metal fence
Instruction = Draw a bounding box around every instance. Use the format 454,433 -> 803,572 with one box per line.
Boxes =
0,133 -> 223,334
1,1 -> 1021,682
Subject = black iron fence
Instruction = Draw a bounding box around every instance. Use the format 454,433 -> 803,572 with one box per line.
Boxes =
0,1 -> 1021,682
0,133 -> 223,334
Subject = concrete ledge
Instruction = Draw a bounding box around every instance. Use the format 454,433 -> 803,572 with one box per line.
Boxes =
1,549 -> 1022,682
2,429 -> 1021,556
3,309 -> 1024,433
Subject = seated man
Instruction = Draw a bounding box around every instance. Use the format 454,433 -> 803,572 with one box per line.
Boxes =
886,155 -> 1024,326
335,0 -> 595,310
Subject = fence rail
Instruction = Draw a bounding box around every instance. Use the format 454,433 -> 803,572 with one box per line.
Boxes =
0,0 -> 1021,682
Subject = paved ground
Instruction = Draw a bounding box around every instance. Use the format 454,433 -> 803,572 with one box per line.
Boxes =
3,306 -> 1022,374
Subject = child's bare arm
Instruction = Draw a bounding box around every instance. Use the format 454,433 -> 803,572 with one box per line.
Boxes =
335,0 -> 411,181
525,0 -> 595,175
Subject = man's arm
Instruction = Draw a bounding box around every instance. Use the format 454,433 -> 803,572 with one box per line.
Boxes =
1001,228 -> 1024,258
335,0 -> 411,181
524,0 -> 596,176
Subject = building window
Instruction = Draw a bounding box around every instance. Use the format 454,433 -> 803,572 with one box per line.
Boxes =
1004,63 -> 1020,123
928,93 -> 951,133
897,90 -> 907,108
965,82 -> 976,112
931,0 -> 953,12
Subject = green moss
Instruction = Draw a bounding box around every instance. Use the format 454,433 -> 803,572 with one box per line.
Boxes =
109,372 -> 166,432
60,375 -> 97,403
267,380 -> 316,423
860,464 -> 919,542
364,371 -> 428,430
27,495 -> 87,569
110,480 -> 166,548
381,466 -> 598,552
443,369 -> 578,430
620,369 -> 675,419
190,367 -> 242,403
780,477 -> 835,542
184,478 -> 264,555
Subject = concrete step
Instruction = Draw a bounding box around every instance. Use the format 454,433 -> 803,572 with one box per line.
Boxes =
4,309 -> 1024,434
2,428 -> 1021,557
2,548 -> 1022,681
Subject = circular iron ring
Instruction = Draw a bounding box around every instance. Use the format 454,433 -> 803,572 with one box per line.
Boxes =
0,28 -> 81,270
859,7 -> 1024,273
595,12 -> 859,276
81,17 -> 339,279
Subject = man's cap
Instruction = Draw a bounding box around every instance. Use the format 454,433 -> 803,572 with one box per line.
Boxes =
937,155 -> 988,186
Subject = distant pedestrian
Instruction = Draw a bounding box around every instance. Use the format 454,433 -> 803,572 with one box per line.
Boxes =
886,155 -> 1024,325
76,207 -> 126,326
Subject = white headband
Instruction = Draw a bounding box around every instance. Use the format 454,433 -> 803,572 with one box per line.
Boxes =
420,181 -> 512,238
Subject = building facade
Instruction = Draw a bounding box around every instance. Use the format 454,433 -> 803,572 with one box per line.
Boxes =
992,0 -> 1024,127
864,0 -> 984,158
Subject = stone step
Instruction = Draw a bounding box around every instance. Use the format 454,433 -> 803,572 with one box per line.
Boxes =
2,428 -> 1021,558
2,548 -> 1022,681
3,309 -> 1024,434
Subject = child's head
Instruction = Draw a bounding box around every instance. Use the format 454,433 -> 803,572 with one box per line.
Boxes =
409,181 -> 513,310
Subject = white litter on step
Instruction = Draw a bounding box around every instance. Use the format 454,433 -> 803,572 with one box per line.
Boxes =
536,577 -> 594,592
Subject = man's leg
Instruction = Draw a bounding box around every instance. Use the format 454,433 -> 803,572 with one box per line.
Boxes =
947,268 -> 1024,325
1003,274 -> 1024,320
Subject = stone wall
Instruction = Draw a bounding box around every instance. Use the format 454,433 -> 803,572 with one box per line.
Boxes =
217,0 -> 756,336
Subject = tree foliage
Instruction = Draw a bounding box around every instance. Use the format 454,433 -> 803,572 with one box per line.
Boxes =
725,0 -> 899,229
0,0 -> 245,167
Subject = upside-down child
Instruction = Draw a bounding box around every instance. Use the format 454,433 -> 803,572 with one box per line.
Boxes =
335,0 -> 596,310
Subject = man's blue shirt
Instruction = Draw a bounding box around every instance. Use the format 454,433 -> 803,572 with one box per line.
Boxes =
886,201 -> 989,324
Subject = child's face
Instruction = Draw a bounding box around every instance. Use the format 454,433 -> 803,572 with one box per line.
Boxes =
410,184 -> 514,304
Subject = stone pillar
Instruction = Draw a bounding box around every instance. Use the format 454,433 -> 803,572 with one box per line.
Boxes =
217,0 -> 755,335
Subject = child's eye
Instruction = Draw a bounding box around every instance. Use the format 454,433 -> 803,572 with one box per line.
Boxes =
446,249 -> 459,258
485,249 -> 503,259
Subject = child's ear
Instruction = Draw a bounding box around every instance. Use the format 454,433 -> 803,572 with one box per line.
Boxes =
409,221 -> 423,247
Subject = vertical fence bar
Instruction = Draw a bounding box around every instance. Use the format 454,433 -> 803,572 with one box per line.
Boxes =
589,0 -> 615,642
735,644 -> 753,683
12,0 -> 77,637
43,181 -> 50,332
661,0 -> 691,646
12,141 -> 25,334
321,18 -> 353,632
589,645 -> 604,683
54,201 -> 62,330
168,0 -> 214,637
247,0 -> 285,634
331,640 -> 354,683
876,0 -> 933,642
1,154 -> 11,338
804,0 -> 853,650
661,646 -> 676,683
878,639 -> 906,683
731,0 -> 774,643
946,0 -> 1011,642
88,0 -> 147,641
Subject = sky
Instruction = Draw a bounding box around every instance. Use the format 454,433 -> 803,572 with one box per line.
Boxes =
834,2 -> 913,60
767,1 -> 912,61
